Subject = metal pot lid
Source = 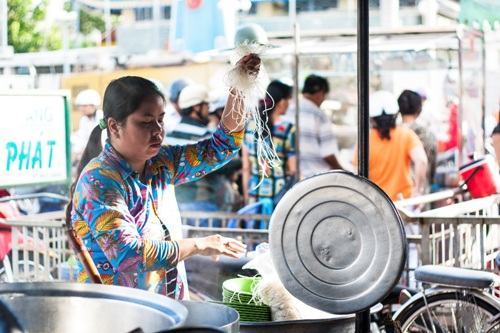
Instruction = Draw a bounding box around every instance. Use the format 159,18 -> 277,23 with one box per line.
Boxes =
270,171 -> 407,314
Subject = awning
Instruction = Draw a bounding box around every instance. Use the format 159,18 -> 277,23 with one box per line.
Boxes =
459,0 -> 500,27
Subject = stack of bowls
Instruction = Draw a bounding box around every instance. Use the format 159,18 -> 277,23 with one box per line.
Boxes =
221,277 -> 271,322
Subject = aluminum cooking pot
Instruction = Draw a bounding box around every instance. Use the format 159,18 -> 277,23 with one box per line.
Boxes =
0,282 -> 187,333
179,300 -> 239,333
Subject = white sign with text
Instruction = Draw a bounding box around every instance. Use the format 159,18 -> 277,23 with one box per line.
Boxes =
0,93 -> 69,187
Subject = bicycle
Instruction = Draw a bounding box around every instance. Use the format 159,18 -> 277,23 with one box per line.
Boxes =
393,264 -> 500,332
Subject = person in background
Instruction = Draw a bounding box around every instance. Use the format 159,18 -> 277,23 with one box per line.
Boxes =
242,80 -> 296,210
354,91 -> 428,201
164,79 -> 189,134
71,89 -> 102,163
492,122 -> 500,166
398,89 -> 437,192
67,52 -> 258,300
208,94 -> 244,211
165,84 -> 222,219
285,74 -> 343,179
208,93 -> 227,132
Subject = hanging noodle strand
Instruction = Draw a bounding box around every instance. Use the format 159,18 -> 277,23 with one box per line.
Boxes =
224,42 -> 281,186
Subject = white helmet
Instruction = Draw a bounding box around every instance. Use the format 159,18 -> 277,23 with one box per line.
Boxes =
234,23 -> 269,47
369,91 -> 399,118
75,89 -> 101,107
178,84 -> 209,109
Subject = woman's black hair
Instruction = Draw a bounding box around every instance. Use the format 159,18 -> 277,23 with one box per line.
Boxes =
259,80 -> 293,135
492,122 -> 500,136
398,90 -> 422,116
66,76 -> 165,224
372,113 -> 397,140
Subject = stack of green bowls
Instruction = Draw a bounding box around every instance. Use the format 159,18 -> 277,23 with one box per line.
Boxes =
221,277 -> 271,322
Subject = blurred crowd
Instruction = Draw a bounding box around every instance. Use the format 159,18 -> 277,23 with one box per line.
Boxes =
67,74 -> 500,222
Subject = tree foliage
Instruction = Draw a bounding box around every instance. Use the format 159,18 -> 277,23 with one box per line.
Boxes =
79,8 -> 105,35
7,0 -> 47,53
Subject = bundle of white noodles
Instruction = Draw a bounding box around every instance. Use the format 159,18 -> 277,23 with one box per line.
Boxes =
225,42 -> 280,186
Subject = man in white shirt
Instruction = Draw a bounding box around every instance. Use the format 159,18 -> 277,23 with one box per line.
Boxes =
286,74 -> 342,178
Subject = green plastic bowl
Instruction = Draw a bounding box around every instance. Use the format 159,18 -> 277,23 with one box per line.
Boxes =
222,277 -> 260,296
220,301 -> 272,322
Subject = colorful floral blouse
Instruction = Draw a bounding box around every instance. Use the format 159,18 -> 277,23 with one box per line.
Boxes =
71,123 -> 243,300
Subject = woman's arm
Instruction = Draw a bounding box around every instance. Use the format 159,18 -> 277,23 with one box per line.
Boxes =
410,145 -> 428,196
159,125 -> 244,186
285,124 -> 297,177
241,145 -> 251,204
177,235 -> 246,261
287,155 -> 297,176
157,54 -> 260,186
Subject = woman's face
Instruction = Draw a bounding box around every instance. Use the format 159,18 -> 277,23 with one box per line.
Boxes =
276,98 -> 290,116
111,95 -> 165,170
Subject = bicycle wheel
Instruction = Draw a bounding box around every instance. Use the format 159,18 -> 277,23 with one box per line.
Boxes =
394,291 -> 499,333
486,313 -> 500,333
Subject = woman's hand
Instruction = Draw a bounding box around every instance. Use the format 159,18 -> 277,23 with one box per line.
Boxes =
195,235 -> 246,259
236,53 -> 261,78
220,53 -> 261,132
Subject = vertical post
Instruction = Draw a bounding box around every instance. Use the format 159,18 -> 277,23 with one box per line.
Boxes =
12,227 -> 19,281
62,23 -> 70,74
357,0 -> 369,179
289,0 -> 296,26
105,0 -> 112,46
481,32 -> 487,154
169,0 -> 179,51
380,0 -> 400,28
293,22 -> 301,180
1,0 -> 7,50
479,221 -> 485,270
153,0 -> 162,50
420,221 -> 430,268
356,0 -> 370,332
457,35 -> 464,165
74,1 -> 80,35
452,220 -> 460,267
289,0 -> 300,179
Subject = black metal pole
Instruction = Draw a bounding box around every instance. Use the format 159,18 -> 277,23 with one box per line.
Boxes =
357,0 -> 370,179
356,0 -> 370,331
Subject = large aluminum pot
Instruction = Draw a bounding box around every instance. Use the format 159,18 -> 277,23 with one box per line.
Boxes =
240,316 -> 355,333
0,282 -> 187,333
239,302 -> 382,333
179,301 -> 239,333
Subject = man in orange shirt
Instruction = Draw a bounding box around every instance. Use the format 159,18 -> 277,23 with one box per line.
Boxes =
355,91 -> 428,201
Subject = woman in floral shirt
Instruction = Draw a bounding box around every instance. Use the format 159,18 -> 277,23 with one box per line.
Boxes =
68,55 -> 260,300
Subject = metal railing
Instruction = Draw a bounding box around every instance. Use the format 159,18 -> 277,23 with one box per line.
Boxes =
1,196 -> 498,285
2,211 -> 70,282
1,210 -> 272,283
179,211 -> 270,251
398,195 -> 500,271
